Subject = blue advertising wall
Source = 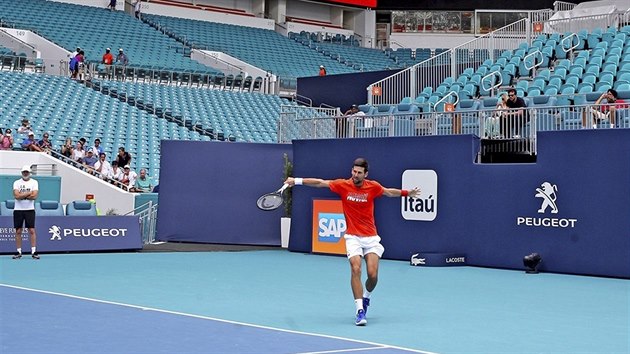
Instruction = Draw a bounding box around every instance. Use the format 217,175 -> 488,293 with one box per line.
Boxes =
0,216 -> 142,253
287,130 -> 630,278
156,140 -> 291,245
297,69 -> 400,109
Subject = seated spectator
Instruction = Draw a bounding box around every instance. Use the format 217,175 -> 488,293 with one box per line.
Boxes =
71,141 -> 85,163
91,138 -> 104,156
109,161 -> 123,184
1,128 -> 14,150
116,146 -> 132,167
120,165 -> 137,191
37,132 -> 53,151
17,118 -> 32,136
61,137 -> 74,158
93,152 -> 112,178
22,132 -> 43,152
584,89 -> 627,128
132,168 -> 153,193
83,150 -> 98,168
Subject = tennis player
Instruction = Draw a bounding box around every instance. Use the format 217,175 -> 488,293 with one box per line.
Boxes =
285,158 -> 419,326
12,165 -> 39,259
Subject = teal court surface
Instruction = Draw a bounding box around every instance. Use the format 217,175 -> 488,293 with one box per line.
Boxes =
1,250 -> 628,353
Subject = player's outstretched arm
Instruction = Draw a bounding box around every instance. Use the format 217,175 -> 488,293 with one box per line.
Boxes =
285,177 -> 330,188
383,187 -> 420,198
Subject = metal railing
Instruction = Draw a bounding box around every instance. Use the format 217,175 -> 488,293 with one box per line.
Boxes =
553,1 -> 578,12
541,11 -> 627,34
481,71 -> 502,96
278,105 -> 342,143
278,102 -> 630,154
48,149 -> 135,192
367,18 -> 532,105
125,201 -> 159,244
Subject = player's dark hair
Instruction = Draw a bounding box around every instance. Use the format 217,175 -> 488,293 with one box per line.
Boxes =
353,157 -> 369,172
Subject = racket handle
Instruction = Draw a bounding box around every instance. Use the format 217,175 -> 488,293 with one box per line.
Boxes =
279,183 -> 289,193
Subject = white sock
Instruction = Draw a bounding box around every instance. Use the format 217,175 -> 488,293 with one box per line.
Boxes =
363,290 -> 371,299
31,247 -> 36,254
354,299 -> 363,314
17,248 -> 22,254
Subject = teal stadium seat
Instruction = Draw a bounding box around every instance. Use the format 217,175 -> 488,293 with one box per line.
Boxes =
66,201 -> 97,216
35,201 -> 64,216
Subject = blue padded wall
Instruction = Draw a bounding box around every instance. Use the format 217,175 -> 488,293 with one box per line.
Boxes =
156,140 -> 291,245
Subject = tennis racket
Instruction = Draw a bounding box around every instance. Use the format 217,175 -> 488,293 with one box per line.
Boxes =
256,184 -> 289,211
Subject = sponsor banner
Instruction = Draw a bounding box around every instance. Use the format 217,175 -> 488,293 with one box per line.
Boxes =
401,170 -> 438,221
410,252 -> 467,267
312,199 -> 347,255
516,181 -> 578,228
0,216 -> 142,253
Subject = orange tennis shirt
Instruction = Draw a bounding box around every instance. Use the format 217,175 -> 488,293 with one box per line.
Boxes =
329,179 -> 384,237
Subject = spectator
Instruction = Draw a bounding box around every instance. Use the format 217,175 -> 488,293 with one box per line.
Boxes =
71,141 -> 85,163
83,150 -> 98,168
1,128 -> 14,150
37,132 -> 53,151
107,0 -> 116,11
94,153 -> 113,179
337,104 -> 365,138
70,47 -> 81,60
91,138 -> 104,156
79,137 -> 87,146
102,48 -> 114,79
319,65 -> 327,76
22,132 -> 43,152
70,51 -> 84,79
110,161 -> 123,184
0,128 -> 13,150
503,88 -> 527,138
60,137 -> 74,158
116,146 -> 132,167
17,118 -> 32,136
152,184 -> 159,193
116,48 -> 128,66
134,0 -> 142,19
132,168 -> 153,193
584,89 -> 627,129
120,165 -> 137,191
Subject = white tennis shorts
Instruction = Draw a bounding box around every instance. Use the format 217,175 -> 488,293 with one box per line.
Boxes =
344,234 -> 384,259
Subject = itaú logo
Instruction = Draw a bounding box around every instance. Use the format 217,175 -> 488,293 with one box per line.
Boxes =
517,181 -> 577,228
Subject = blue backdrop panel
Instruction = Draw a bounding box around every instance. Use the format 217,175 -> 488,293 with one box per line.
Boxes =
287,130 -> 630,278
156,141 -> 291,245
297,69 -> 400,109
0,216 -> 141,253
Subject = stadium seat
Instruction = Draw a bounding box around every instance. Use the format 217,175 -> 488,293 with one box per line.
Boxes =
66,201 -> 97,216
35,200 -> 64,216
0,200 -> 15,215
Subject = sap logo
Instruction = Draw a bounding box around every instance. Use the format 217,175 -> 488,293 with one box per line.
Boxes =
318,213 -> 346,243
401,170 -> 438,221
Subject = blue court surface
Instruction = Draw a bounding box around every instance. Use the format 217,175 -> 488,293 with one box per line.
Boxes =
1,250 -> 629,354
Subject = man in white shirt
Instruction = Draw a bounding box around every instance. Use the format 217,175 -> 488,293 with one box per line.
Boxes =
120,165 -> 137,191
94,153 -> 113,179
12,165 -> 39,259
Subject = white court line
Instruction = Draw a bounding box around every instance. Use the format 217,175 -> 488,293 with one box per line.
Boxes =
296,346 -> 391,354
0,283 -> 438,354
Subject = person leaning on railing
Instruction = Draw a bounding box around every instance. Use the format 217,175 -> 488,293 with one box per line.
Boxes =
502,88 -> 527,138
